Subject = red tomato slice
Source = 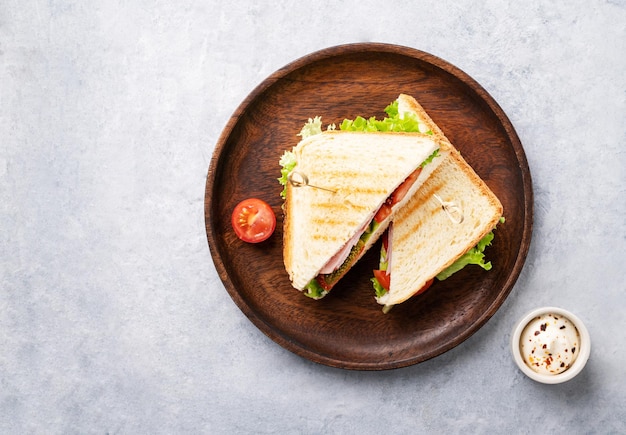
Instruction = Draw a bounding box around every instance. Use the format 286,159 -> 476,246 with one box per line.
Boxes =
391,167 -> 422,205
374,202 -> 392,223
374,168 -> 423,224
374,272 -> 433,296
382,231 -> 389,252
415,278 -> 434,296
316,275 -> 332,291
231,198 -> 276,243
373,269 -> 390,291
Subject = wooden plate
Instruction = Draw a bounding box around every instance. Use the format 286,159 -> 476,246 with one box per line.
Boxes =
205,43 -> 533,370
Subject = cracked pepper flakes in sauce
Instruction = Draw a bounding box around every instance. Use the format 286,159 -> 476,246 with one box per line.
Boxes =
520,313 -> 580,375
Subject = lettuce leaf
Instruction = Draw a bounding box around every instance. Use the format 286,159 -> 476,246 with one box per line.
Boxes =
371,277 -> 387,299
339,101 -> 431,134
420,149 -> 439,168
371,242 -> 389,298
303,279 -> 327,299
278,117 -> 336,198
377,242 -> 389,272
278,151 -> 297,199
436,217 -> 505,280
298,116 -> 324,138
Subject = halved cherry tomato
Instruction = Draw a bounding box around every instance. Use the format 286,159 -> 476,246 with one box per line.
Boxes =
231,198 -> 276,243
373,269 -> 391,291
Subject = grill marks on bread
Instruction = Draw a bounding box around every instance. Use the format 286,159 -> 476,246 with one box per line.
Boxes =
394,178 -> 447,247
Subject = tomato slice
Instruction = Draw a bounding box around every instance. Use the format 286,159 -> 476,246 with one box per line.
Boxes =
374,168 -> 423,224
231,198 -> 276,243
316,275 -> 333,291
373,269 -> 390,291
415,278 -> 434,296
374,202 -> 392,223
391,167 -> 422,205
373,272 -> 433,296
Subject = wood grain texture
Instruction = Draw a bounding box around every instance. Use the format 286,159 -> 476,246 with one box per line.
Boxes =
205,43 -> 533,370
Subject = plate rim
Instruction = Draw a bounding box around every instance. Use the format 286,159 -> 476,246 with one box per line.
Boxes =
205,42 -> 533,370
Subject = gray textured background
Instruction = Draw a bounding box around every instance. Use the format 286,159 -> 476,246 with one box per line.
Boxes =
1,1 -> 625,433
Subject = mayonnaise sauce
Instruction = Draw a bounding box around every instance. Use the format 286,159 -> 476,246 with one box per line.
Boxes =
520,313 -> 580,375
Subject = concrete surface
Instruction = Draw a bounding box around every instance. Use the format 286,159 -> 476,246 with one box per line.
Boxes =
1,1 -> 625,433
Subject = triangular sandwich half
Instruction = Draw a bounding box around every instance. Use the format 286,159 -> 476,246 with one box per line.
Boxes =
282,129 -> 450,299
373,94 -> 504,310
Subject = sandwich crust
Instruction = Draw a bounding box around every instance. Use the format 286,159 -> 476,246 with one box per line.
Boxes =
397,93 -> 447,140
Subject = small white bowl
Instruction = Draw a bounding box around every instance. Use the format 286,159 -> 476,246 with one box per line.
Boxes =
511,307 -> 590,384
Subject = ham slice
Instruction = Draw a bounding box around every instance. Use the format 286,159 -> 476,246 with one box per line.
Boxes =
318,167 -> 422,275
386,223 -> 394,277
319,218 -> 371,274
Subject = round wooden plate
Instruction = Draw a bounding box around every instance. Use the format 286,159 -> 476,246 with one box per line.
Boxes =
205,43 -> 533,370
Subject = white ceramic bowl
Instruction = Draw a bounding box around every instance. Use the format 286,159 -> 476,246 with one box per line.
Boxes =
511,307 -> 590,384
